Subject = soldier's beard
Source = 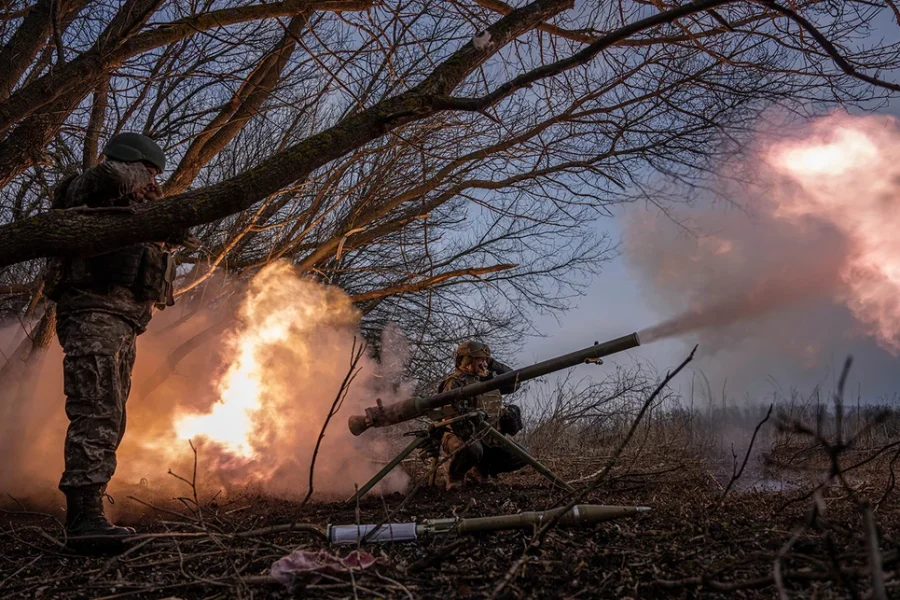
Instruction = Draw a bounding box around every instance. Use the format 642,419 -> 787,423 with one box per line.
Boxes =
461,363 -> 487,377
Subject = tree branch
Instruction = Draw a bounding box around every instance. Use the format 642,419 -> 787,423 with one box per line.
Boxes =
758,0 -> 900,93
0,0 -> 575,267
164,14 -> 308,194
349,263 -> 517,303
82,75 -> 109,171
0,0 -> 374,138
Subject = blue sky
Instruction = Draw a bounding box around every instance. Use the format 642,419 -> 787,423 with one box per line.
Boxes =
512,213 -> 707,406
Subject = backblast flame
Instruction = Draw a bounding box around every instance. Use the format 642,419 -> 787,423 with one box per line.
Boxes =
174,299 -> 294,457
0,260 -> 412,506
162,262 -> 410,497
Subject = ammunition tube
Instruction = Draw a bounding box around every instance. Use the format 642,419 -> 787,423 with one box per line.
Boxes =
327,505 -> 651,544
455,505 -> 649,535
328,523 -> 418,544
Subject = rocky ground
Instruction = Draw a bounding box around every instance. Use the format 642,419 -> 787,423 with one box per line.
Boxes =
1,450 -> 897,599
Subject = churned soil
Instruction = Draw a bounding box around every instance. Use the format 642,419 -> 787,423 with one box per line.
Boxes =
1,458 -> 897,599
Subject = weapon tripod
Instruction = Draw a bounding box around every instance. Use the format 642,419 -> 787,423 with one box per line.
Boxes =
347,410 -> 573,504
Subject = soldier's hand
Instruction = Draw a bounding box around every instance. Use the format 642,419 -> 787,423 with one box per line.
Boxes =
488,358 -> 512,375
135,178 -> 163,202
181,235 -> 202,252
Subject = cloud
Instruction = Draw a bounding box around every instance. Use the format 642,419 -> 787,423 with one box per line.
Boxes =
625,112 -> 900,399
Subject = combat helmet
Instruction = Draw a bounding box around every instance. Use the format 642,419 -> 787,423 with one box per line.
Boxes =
102,133 -> 166,172
455,340 -> 491,368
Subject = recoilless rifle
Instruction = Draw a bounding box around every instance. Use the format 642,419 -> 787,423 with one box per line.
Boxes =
346,333 -> 641,502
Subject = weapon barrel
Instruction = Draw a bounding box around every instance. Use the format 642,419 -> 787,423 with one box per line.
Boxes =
349,332 -> 640,436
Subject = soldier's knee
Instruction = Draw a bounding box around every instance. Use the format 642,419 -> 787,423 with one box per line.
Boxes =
467,440 -> 485,462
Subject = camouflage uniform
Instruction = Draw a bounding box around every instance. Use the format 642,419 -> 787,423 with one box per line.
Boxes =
50,160 -> 183,493
439,362 -> 525,484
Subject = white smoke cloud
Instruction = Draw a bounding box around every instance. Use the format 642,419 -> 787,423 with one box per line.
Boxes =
626,111 -> 900,399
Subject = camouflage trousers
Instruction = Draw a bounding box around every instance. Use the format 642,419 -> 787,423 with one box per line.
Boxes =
441,431 -> 525,483
56,311 -> 137,491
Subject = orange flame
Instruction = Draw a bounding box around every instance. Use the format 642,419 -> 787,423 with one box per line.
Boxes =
0,263 -> 413,504
174,310 -> 287,458
168,262 -> 380,488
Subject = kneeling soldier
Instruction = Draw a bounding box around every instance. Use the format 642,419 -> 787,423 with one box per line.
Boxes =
438,341 -> 525,490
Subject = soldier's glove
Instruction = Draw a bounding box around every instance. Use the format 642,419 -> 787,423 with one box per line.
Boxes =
498,404 -> 523,436
135,178 -> 163,202
163,228 -> 201,251
488,358 -> 513,375
181,235 -> 202,252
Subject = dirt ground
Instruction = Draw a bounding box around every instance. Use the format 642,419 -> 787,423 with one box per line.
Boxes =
1,453 -> 897,600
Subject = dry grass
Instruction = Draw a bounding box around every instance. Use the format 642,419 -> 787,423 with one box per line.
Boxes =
2,358 -> 898,599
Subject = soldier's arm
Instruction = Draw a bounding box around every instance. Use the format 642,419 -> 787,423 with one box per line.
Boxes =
441,374 -> 473,413
489,358 -> 519,395
67,161 -> 156,208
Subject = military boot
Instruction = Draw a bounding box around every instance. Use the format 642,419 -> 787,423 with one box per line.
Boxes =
467,467 -> 498,487
444,470 -> 463,491
65,485 -> 135,552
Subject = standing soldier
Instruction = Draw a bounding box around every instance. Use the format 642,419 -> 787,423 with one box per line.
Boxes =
438,341 -> 526,490
44,133 -> 199,546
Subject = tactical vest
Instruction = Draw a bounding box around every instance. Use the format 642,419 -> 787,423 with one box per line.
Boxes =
439,372 -> 503,426
43,171 -> 175,307
476,389 -> 503,424
58,245 -> 174,305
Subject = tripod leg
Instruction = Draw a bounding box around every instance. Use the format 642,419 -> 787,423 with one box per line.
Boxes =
484,426 -> 574,492
346,435 -> 429,504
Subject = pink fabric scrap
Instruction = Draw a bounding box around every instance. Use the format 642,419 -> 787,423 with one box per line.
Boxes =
270,549 -> 377,590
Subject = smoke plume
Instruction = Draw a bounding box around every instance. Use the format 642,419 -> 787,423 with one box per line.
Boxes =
628,112 -> 900,387
0,262 -> 413,511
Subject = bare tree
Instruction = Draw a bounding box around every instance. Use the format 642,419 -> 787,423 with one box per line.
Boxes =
0,0 -> 898,378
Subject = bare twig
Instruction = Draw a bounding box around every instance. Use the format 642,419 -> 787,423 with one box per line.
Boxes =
862,502 -> 888,600
490,345 -> 697,599
301,336 -> 366,506
718,403 -> 773,507
876,446 -> 900,511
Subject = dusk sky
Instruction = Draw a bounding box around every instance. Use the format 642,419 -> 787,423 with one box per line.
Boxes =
520,202 -> 900,407
514,10 -> 900,405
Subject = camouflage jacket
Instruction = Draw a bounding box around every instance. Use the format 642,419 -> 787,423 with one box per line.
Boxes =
438,360 -> 518,440
48,161 -> 187,332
